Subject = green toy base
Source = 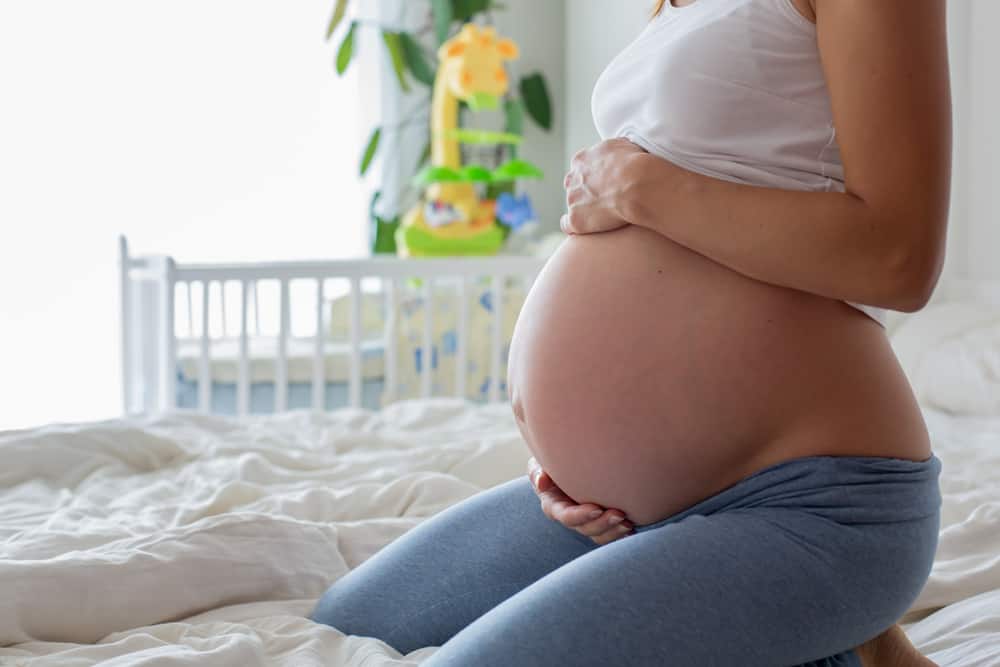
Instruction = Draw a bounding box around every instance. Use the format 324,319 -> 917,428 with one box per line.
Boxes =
396,224 -> 505,257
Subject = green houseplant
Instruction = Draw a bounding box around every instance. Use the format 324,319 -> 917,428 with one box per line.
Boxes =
327,0 -> 554,254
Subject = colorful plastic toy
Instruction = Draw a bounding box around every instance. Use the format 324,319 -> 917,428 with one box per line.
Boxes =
396,24 -> 544,258
495,192 -> 536,231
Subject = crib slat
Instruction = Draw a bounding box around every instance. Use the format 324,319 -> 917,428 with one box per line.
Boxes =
159,259 -> 177,412
421,278 -> 433,399
119,238 -> 134,413
186,282 -> 194,338
312,279 -> 326,412
383,278 -> 398,406
456,275 -> 468,400
198,281 -> 211,412
219,282 -> 228,338
252,281 -> 261,336
275,280 -> 289,412
489,274 -> 503,403
349,277 -> 362,409
238,280 -> 250,417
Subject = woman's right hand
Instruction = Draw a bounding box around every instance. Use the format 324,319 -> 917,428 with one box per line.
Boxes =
527,456 -> 634,545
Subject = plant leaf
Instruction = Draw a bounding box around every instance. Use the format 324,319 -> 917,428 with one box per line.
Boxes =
418,141 -> 432,168
336,21 -> 357,75
399,32 -> 435,86
451,0 -> 493,21
372,215 -> 399,255
360,127 -> 381,177
504,98 -> 524,136
382,31 -> 411,92
431,0 -> 453,45
326,0 -> 349,41
486,180 -> 514,200
519,72 -> 552,131
504,98 -> 523,158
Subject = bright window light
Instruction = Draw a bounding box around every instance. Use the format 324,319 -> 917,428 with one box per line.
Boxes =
0,1 -> 367,430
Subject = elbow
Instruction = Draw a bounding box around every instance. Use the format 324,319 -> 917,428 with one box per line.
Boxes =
882,240 -> 945,314
892,280 -> 935,314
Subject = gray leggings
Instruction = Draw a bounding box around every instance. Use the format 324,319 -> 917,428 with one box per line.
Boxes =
310,454 -> 941,666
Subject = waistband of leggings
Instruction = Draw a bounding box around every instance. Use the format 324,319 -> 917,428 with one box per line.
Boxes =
634,454 -> 942,531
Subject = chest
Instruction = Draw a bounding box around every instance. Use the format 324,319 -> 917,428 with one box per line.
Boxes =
591,0 -> 831,144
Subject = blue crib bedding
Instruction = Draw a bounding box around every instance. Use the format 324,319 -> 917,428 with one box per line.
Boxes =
173,281 -> 527,414
175,377 -> 385,414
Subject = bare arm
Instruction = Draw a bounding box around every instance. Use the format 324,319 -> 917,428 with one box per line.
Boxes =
619,0 -> 951,312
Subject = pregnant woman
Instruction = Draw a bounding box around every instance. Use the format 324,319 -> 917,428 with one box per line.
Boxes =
311,0 -> 951,664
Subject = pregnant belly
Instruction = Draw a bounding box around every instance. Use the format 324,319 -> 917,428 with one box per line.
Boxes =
507,225 -> 930,525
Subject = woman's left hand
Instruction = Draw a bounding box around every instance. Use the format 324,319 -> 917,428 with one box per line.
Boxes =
527,456 -> 634,545
561,138 -> 648,235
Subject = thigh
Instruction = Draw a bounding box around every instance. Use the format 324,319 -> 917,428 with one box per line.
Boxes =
421,508 -> 926,667
308,476 -> 597,654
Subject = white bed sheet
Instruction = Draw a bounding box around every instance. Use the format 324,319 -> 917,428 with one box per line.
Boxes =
0,400 -> 998,666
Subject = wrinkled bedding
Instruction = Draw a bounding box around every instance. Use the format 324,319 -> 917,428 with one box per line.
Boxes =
0,400 -> 998,666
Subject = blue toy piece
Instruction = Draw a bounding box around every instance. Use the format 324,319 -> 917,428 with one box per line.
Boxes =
496,192 -> 537,231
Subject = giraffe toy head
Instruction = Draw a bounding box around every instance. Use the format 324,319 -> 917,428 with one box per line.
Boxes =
437,24 -> 520,108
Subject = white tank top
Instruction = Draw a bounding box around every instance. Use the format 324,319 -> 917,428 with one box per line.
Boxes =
591,0 -> 887,328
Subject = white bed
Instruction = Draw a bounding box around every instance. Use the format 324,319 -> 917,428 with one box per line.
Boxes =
2,244 -> 999,665
0,399 -> 999,666
0,401 -> 531,666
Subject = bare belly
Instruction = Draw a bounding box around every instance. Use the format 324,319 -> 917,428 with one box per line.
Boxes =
507,225 -> 931,525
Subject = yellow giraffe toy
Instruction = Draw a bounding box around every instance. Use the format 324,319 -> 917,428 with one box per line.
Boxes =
396,24 -> 520,257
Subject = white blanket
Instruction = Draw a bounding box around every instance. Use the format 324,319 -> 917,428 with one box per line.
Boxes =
890,301 -> 1000,416
1,401 -> 998,666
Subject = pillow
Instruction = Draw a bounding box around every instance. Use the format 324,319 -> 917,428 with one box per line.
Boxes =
890,301 -> 1000,416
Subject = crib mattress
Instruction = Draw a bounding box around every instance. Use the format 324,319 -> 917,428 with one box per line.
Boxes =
172,282 -> 526,410
1,403 -> 998,665
175,337 -> 386,384
175,377 -> 387,413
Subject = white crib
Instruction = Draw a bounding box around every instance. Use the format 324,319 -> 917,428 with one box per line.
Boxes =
119,236 -> 547,417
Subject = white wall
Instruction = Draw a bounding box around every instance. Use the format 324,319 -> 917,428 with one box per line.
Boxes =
562,1 -> 997,284
944,0 -> 972,284
964,0 -> 1000,280
564,0 -> 650,166
494,0 -> 567,234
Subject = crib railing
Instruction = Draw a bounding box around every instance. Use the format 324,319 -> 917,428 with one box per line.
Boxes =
119,236 -> 547,416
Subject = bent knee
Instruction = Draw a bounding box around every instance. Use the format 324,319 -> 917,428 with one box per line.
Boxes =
309,580 -> 418,653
